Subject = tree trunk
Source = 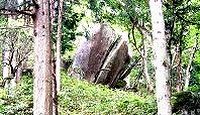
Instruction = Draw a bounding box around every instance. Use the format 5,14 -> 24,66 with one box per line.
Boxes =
3,17 -> 16,90
176,43 -> 182,92
2,49 -> 10,87
50,0 -> 55,26
15,66 -> 22,84
49,0 -> 58,114
142,38 -> 153,92
10,49 -> 17,88
137,25 -> 154,92
33,0 -> 53,114
2,48 -> 13,93
56,0 -> 63,93
149,0 -> 172,115
184,42 -> 197,91
52,60 -> 58,115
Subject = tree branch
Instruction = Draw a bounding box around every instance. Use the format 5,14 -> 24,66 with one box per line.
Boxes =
0,8 -> 34,16
176,13 -> 200,25
32,0 -> 39,9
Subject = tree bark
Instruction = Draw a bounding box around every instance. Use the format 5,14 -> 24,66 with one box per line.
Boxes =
137,25 -> 154,92
2,48 -> 12,91
3,17 -> 16,91
49,0 -> 58,114
33,0 -> 53,114
2,49 -> 10,82
56,0 -> 63,93
184,42 -> 197,91
175,43 -> 182,92
142,38 -> 153,92
50,0 -> 55,26
149,0 -> 172,115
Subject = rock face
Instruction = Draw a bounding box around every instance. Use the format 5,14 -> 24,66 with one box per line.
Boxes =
70,24 -> 130,87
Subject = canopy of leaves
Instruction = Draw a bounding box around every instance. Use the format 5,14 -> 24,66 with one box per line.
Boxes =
88,0 -> 149,29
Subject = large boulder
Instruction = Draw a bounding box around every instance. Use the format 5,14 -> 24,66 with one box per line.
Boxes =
70,24 -> 130,87
95,39 -> 130,87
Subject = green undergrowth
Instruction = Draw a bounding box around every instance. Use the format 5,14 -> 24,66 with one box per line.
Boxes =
0,75 -> 33,115
0,72 -> 157,115
59,72 -> 157,115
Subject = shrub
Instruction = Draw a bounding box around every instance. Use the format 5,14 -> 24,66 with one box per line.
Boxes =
0,75 -> 33,115
172,91 -> 200,114
59,72 -> 157,115
0,72 -> 157,115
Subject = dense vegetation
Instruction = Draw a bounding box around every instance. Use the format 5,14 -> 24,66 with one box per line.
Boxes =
0,0 -> 200,114
0,72 -> 157,115
1,72 -> 199,114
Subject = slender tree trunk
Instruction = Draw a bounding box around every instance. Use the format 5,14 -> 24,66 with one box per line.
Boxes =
10,50 -> 17,88
50,0 -> 55,26
176,44 -> 182,92
149,0 -> 172,115
184,42 -> 197,91
137,26 -> 153,92
56,0 -> 63,92
52,60 -> 58,115
15,66 -> 22,83
2,15 -> 10,88
33,0 -> 53,114
142,38 -> 153,92
2,49 -> 10,84
3,17 -> 16,91
2,48 -> 13,92
49,0 -> 58,114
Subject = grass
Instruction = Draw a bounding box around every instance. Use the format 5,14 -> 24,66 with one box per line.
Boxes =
0,72 -> 157,115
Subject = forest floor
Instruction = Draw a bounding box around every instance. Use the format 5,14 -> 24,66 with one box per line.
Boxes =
0,71 -> 156,115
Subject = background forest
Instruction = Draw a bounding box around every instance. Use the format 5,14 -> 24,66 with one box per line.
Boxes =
0,0 -> 200,115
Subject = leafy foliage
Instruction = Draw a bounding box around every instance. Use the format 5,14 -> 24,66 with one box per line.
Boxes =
59,72 -> 157,115
0,72 -> 156,115
0,75 -> 33,115
53,1 -> 84,54
88,0 -> 149,28
172,91 -> 200,114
